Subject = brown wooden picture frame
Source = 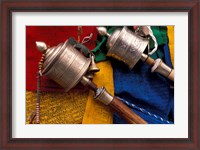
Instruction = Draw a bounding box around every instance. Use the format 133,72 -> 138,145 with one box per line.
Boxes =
1,0 -> 199,149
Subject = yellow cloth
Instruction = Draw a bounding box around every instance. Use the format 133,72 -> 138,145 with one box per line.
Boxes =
26,89 -> 89,124
167,26 -> 174,67
82,61 -> 114,124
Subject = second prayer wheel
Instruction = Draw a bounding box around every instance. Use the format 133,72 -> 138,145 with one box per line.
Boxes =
106,27 -> 149,69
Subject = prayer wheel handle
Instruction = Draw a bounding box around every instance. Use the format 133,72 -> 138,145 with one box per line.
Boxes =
109,97 -> 147,124
81,77 -> 147,124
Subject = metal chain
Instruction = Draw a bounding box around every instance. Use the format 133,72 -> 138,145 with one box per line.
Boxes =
35,53 -> 46,124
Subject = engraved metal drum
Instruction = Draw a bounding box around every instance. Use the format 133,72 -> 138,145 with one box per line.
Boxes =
106,27 -> 149,69
42,38 -> 91,92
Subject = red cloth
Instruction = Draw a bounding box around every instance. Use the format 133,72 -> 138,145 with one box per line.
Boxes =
26,26 -> 97,91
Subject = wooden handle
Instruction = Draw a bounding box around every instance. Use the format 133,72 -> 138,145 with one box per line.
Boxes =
168,69 -> 174,81
109,97 -> 147,124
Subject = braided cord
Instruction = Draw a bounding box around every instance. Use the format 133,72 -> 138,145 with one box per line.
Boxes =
118,97 -> 171,124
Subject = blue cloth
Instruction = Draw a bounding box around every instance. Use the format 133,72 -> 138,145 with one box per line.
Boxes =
115,98 -> 173,124
163,44 -> 174,122
112,44 -> 174,124
163,44 -> 173,69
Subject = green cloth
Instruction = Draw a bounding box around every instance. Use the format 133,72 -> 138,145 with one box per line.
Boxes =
93,26 -> 169,62
92,27 -> 118,62
150,26 -> 168,47
150,26 -> 168,59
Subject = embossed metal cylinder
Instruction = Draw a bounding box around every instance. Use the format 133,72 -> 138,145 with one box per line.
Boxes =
106,27 -> 149,69
42,38 -> 91,92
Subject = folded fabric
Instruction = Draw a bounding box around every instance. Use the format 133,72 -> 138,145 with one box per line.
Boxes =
112,59 -> 172,123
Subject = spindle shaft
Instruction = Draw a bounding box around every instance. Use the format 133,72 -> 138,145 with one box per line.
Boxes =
144,56 -> 155,66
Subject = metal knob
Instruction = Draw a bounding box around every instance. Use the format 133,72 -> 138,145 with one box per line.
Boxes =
36,41 -> 48,52
96,27 -> 110,37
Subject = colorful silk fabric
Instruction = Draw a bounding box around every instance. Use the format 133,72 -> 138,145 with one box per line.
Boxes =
26,26 -> 174,124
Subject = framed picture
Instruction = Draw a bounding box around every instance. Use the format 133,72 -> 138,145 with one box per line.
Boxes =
1,0 -> 199,149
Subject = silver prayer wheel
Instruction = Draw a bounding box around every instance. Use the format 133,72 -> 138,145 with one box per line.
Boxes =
41,38 -> 91,92
97,26 -> 174,81
106,27 -> 149,69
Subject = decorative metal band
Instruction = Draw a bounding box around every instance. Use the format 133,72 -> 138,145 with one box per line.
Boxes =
151,58 -> 172,77
94,87 -> 114,105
